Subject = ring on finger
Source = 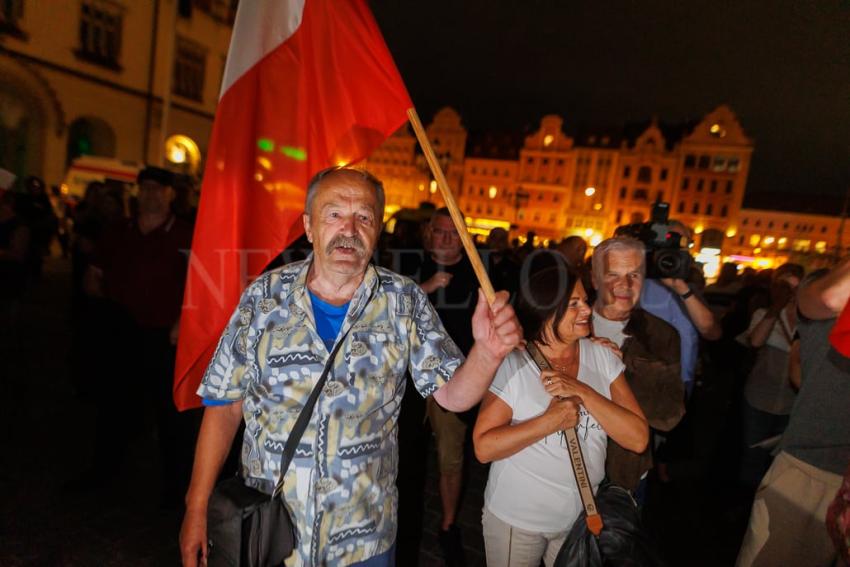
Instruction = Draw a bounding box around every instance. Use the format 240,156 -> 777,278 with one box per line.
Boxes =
546,378 -> 552,385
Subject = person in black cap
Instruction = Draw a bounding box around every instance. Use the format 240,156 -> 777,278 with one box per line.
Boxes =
81,165 -> 199,506
17,175 -> 57,277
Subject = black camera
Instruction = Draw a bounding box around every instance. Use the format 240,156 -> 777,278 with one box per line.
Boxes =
614,201 -> 692,279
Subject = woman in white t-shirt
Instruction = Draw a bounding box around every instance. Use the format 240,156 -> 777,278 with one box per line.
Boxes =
473,266 -> 649,567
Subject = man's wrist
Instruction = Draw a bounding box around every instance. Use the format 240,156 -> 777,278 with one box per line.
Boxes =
679,286 -> 694,300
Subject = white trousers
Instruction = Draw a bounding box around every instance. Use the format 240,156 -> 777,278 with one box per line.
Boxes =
482,506 -> 569,567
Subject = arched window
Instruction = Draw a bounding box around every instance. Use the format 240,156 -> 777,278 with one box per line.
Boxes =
66,116 -> 116,166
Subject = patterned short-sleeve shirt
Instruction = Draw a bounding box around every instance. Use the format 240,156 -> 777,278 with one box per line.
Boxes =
198,259 -> 464,566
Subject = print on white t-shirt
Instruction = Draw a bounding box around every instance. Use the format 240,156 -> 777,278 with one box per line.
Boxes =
483,339 -> 625,533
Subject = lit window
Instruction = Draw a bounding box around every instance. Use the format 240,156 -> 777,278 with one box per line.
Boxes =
749,234 -> 761,246
77,0 -> 124,68
793,239 -> 811,252
0,0 -> 24,34
728,157 -> 741,172
815,241 -> 827,254
544,134 -> 554,147
709,123 -> 727,138
174,37 -> 207,102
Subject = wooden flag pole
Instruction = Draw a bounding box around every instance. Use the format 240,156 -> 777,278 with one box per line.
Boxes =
407,108 -> 497,305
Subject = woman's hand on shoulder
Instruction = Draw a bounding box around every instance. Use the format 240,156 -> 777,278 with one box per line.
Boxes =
542,395 -> 581,434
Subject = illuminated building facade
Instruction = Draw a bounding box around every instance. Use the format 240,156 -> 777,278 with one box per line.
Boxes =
729,193 -> 850,269
372,104 -> 761,251
0,0 -> 235,186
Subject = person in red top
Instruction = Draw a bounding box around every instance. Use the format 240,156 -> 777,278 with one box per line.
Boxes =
84,166 -> 197,506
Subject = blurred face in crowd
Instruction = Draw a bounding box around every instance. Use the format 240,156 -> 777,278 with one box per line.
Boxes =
486,227 -> 509,252
594,248 -> 644,321
547,280 -> 592,343
558,238 -> 587,267
304,170 -> 381,278
137,180 -> 175,216
428,214 -> 463,264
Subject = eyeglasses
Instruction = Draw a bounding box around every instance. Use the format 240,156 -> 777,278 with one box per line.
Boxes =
431,227 -> 460,240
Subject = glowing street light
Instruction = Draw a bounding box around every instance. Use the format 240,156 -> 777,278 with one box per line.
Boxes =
584,186 -> 596,197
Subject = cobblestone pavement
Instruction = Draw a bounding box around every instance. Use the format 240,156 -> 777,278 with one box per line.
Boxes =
1,258 -> 749,566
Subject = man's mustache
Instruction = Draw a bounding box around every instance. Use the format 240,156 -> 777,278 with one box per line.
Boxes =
327,235 -> 366,255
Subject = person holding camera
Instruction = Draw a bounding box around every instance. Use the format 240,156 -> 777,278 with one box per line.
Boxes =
639,220 -> 721,396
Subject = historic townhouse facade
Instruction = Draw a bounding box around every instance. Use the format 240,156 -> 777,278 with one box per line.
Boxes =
369,104 -> 766,253
0,0 -> 234,187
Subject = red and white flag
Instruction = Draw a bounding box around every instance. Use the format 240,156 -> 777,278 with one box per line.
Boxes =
174,0 -> 412,410
831,301 -> 850,357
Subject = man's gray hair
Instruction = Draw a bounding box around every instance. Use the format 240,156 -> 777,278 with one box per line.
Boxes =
304,166 -> 386,217
592,236 -> 646,283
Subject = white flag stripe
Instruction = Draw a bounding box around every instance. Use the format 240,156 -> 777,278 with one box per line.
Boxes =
219,0 -> 306,98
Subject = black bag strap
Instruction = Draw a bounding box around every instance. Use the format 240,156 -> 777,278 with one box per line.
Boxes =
525,341 -> 604,535
271,271 -> 376,498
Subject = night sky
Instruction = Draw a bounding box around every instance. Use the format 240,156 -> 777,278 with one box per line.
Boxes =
370,1 -> 850,199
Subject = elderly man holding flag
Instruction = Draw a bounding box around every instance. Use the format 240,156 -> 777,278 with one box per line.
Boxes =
176,2 -> 522,566
180,167 -> 521,566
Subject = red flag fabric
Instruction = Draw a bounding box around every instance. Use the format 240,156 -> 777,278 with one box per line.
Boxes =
173,0 -> 412,410
830,300 -> 850,357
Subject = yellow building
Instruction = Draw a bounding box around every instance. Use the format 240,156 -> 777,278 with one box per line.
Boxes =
375,104 -> 760,252
726,194 -> 849,269
0,0 -> 234,187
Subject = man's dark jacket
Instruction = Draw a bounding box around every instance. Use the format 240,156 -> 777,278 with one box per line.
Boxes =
605,308 -> 684,491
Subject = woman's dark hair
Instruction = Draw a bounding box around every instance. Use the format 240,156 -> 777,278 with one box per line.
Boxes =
774,262 -> 804,282
516,261 -> 581,346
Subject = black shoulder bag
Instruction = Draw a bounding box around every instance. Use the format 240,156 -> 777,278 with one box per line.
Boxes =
206,329 -> 353,567
525,342 -> 665,567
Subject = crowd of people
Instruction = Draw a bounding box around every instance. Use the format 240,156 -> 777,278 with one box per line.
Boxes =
2,164 -> 848,566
